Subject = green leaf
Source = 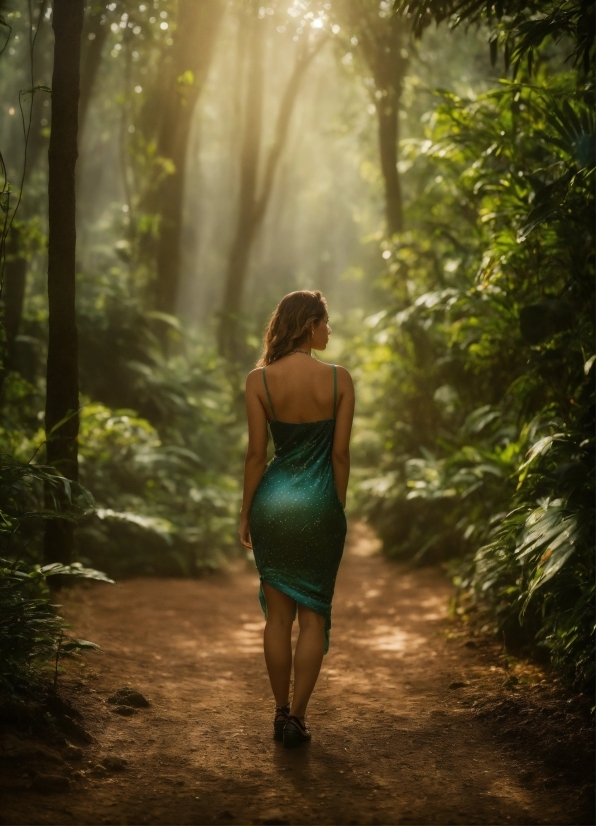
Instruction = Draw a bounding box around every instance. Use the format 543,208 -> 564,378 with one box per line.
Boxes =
39,562 -> 114,583
584,355 -> 596,375
95,508 -> 174,540
145,311 -> 182,331
519,434 -> 563,472
61,639 -> 101,653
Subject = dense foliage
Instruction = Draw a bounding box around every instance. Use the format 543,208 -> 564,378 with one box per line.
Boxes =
1,288 -> 242,577
0,454 -> 112,694
0,0 -> 592,697
351,5 -> 594,688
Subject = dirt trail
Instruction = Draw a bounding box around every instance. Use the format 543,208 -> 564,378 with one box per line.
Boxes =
2,523 -> 593,825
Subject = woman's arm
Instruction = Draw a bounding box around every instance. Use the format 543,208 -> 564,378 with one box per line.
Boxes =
239,370 -> 269,549
332,366 -> 355,508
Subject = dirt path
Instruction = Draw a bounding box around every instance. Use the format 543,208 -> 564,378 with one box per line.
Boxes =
1,523 -> 593,825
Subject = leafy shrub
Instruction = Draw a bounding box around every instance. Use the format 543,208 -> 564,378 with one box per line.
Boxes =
352,65 -> 594,687
0,557 -> 112,696
1,279 -> 243,577
0,454 -> 111,696
74,281 -> 243,575
76,402 -> 240,577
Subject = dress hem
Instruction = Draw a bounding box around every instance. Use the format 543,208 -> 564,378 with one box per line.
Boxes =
258,575 -> 331,655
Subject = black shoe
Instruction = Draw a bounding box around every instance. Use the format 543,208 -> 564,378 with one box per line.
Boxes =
273,704 -> 290,741
283,715 -> 311,748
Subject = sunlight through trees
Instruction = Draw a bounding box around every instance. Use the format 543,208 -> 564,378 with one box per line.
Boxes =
0,0 -> 593,694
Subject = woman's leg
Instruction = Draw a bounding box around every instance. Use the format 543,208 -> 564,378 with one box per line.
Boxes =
291,605 -> 326,719
261,582 -> 295,708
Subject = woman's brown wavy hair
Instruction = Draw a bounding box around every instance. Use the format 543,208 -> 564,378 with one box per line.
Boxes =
256,290 -> 328,366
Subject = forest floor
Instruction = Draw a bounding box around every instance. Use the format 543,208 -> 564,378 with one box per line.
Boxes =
0,522 -> 593,826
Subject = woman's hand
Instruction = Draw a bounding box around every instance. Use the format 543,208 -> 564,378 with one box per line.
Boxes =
239,510 -> 252,550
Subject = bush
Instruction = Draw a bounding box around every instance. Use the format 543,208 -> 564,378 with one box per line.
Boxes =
352,66 -> 594,688
1,281 -> 244,578
0,454 -> 111,696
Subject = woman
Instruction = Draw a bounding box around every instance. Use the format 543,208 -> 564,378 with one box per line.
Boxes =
239,290 -> 354,748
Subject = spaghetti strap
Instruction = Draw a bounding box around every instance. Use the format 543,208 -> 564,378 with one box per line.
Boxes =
332,364 -> 337,418
262,367 -> 277,421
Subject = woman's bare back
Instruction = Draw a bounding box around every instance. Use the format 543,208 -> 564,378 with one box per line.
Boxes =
256,355 -> 339,424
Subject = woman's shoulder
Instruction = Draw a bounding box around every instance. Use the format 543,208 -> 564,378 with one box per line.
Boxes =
245,367 -> 264,387
330,363 -> 352,383
307,360 -> 352,381
247,359 -> 351,381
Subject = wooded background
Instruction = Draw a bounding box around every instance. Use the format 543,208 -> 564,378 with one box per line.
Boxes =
0,0 -> 593,695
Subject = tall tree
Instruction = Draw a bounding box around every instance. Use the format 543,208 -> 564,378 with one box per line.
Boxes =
333,1 -> 408,236
218,10 -> 327,359
154,0 -> 224,317
44,0 -> 84,566
2,0 -> 103,376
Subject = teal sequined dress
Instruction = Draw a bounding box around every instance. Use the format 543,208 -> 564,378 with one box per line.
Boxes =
250,365 -> 347,653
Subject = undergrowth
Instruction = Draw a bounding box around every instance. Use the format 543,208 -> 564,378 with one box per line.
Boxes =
350,59 -> 594,689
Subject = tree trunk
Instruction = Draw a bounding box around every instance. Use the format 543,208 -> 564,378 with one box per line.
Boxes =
376,91 -> 403,235
217,28 -> 327,359
217,6 -> 265,359
44,0 -> 84,567
333,2 -> 407,237
365,15 -> 407,238
154,0 -> 224,317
